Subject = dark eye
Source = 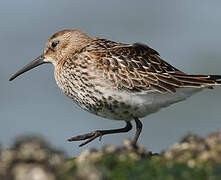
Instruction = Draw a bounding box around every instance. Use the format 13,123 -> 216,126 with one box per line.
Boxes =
51,41 -> 60,48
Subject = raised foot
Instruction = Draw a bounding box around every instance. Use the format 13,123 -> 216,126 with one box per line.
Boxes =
68,131 -> 104,147
68,121 -> 133,147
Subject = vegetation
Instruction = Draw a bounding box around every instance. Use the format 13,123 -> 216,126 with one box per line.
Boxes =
1,132 -> 221,179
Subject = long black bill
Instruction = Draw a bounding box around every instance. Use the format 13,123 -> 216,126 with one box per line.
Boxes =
9,54 -> 46,81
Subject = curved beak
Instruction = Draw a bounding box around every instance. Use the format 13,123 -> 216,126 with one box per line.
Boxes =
9,54 -> 47,81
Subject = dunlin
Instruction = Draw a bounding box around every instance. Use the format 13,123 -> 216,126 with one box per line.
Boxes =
9,29 -> 221,147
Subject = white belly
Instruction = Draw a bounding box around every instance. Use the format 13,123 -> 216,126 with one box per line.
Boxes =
95,87 -> 203,121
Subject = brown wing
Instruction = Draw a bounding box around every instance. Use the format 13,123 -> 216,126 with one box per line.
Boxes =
88,40 -> 221,93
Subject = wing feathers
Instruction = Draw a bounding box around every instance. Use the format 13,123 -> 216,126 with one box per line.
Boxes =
87,39 -> 221,93
172,74 -> 221,86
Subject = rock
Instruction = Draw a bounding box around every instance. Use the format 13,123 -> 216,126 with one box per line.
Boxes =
0,136 -> 65,180
1,132 -> 221,179
163,131 -> 221,165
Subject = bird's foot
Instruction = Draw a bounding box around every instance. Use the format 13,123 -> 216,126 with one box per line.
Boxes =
68,121 -> 133,147
68,130 -> 103,147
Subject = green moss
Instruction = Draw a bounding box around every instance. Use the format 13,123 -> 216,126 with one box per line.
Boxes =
57,158 -> 78,180
94,154 -> 214,180
62,153 -> 221,180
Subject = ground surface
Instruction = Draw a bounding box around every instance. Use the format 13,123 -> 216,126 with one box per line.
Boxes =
1,132 -> 221,180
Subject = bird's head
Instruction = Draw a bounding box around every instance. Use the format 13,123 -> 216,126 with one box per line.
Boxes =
9,29 -> 90,81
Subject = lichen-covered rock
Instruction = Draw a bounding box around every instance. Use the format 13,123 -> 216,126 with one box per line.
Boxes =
73,139 -> 155,179
0,136 -> 65,180
68,133 -> 221,179
163,131 -> 221,165
77,139 -> 151,164
1,132 -> 221,179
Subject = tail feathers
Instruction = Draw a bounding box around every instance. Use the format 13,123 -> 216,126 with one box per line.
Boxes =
172,74 -> 221,87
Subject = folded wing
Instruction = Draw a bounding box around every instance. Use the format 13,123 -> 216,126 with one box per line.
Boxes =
88,39 -> 221,93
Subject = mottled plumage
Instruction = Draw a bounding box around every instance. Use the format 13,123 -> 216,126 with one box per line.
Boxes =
10,29 -> 221,147
85,39 -> 221,92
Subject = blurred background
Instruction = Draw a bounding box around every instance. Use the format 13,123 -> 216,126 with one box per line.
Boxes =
1,0 -> 221,156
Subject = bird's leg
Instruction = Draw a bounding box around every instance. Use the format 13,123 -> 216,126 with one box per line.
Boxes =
68,121 -> 132,147
131,117 -> 143,147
